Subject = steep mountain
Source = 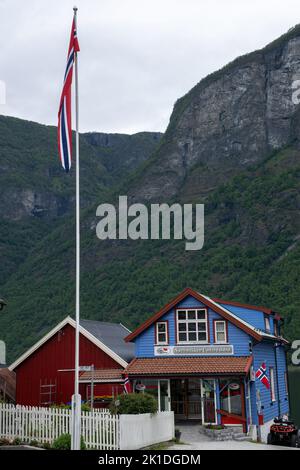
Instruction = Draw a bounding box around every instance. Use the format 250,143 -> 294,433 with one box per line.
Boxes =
1,26 -> 300,362
125,27 -> 300,203
0,115 -> 161,285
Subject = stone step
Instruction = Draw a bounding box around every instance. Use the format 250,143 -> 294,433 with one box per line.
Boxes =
234,435 -> 252,442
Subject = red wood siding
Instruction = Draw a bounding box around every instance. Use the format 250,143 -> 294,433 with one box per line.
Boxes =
15,324 -> 123,406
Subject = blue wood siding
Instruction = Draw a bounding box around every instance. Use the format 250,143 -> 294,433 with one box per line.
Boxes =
276,345 -> 289,415
249,380 -> 257,425
252,342 -> 288,423
218,303 -> 274,334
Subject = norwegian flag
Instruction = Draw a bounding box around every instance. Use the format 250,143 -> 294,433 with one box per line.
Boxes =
123,375 -> 132,394
58,17 -> 80,172
256,362 -> 270,389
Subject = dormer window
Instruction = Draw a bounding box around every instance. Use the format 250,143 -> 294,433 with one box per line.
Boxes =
176,308 -> 208,344
274,320 -> 278,336
214,320 -> 227,344
264,316 -> 271,333
156,321 -> 168,345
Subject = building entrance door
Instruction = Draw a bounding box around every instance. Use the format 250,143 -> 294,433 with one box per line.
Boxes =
188,378 -> 202,419
170,378 -> 202,420
171,378 -> 217,422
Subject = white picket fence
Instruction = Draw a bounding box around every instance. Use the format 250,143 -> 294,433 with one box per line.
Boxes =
0,404 -> 174,449
0,403 -> 119,449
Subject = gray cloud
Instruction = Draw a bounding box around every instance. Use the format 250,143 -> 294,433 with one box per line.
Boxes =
0,0 -> 299,133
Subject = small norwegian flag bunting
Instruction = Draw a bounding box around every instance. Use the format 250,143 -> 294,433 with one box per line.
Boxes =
123,375 -> 132,394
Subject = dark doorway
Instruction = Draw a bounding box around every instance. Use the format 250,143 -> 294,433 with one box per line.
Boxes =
171,378 -> 202,420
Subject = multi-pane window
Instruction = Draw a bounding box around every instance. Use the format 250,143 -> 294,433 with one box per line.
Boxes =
176,309 -> 208,343
214,321 -> 227,344
156,321 -> 168,344
270,367 -> 276,402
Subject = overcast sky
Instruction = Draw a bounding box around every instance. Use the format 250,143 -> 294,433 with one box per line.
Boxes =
1,0 -> 300,134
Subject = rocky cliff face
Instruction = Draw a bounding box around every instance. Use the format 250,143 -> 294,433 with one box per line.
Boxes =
130,28 -> 300,202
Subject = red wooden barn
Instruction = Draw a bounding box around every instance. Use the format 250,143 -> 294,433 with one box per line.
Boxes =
9,316 -> 135,407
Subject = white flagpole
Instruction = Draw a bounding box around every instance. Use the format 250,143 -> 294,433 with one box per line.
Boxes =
71,5 -> 81,451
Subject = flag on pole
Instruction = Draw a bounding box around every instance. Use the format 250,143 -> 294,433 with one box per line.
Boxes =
255,362 -> 270,389
58,19 -> 80,172
123,375 -> 132,394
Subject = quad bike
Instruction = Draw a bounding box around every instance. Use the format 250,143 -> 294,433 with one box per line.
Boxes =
267,416 -> 300,447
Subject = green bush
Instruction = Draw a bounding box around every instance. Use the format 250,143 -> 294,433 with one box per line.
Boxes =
12,437 -> 22,445
110,393 -> 158,415
81,403 -> 91,412
206,424 -> 225,430
52,434 -> 86,450
29,439 -> 39,447
41,441 -> 52,450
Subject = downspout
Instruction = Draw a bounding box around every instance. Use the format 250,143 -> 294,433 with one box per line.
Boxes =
284,343 -> 291,416
274,342 -> 281,417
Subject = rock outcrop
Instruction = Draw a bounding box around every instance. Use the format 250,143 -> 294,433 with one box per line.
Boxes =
130,27 -> 300,201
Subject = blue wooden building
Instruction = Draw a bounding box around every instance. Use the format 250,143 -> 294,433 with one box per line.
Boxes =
125,288 -> 290,436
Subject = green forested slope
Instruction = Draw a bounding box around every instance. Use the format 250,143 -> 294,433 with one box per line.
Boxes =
1,141 -> 299,362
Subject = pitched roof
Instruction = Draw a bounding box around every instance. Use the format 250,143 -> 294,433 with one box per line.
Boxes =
9,316 -> 134,371
80,320 -> 134,363
79,368 -> 124,383
125,356 -> 253,376
125,288 -> 288,344
213,297 -> 282,320
200,294 -> 285,342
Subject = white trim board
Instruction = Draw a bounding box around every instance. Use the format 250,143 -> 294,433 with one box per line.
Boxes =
9,316 -> 128,371
79,379 -> 123,384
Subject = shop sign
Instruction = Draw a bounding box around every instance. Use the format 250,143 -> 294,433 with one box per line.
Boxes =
154,344 -> 234,356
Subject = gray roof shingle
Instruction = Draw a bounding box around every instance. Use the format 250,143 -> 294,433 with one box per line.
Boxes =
80,319 -> 135,363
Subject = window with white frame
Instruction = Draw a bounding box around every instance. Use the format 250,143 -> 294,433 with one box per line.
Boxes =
156,321 -> 168,344
264,316 -> 271,333
270,367 -> 276,401
284,371 -> 289,396
176,309 -> 208,343
214,321 -> 227,343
